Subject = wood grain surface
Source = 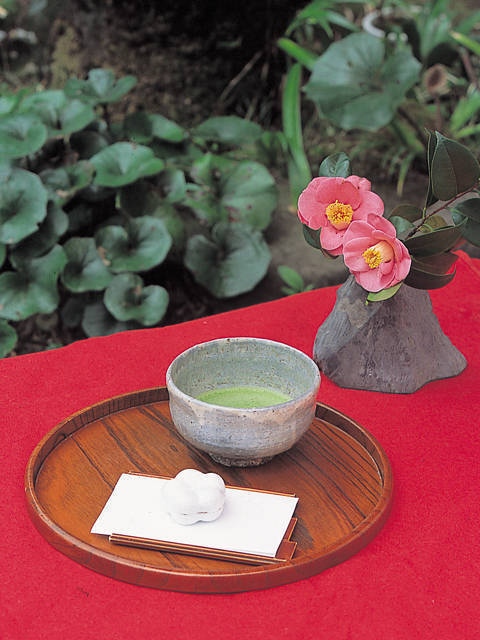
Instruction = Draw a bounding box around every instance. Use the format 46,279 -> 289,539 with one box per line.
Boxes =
25,387 -> 393,593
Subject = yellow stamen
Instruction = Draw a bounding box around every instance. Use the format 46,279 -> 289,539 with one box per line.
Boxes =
363,241 -> 394,269
325,200 -> 354,230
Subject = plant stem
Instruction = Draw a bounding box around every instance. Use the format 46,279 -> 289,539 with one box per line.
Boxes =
406,186 -> 479,238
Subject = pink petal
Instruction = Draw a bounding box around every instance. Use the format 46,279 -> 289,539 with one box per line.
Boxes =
320,227 -> 344,255
316,178 -> 362,210
298,188 -> 325,229
354,190 -> 385,218
346,175 -> 372,191
355,270 -> 384,292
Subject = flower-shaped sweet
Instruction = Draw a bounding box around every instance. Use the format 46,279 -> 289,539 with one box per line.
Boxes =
342,215 -> 411,292
297,175 -> 384,255
162,468 -> 226,525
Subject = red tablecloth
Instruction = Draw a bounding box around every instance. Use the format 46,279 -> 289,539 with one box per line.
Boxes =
2,251 -> 480,640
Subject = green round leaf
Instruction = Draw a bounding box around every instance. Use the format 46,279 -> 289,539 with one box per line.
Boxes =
104,273 -> 169,325
193,116 -> 263,146
0,319 -> 17,357
190,152 -> 235,189
70,128 -> 111,159
149,114 -> 186,143
0,245 -> 67,320
119,181 -> 162,217
95,216 -> 172,272
10,202 -> 68,260
305,33 -> 421,131
159,169 -> 187,203
124,111 -> 153,144
0,113 -> 47,159
221,161 -> 277,231
19,90 -> 96,136
62,237 -> 113,292
65,69 -> 137,105
81,300 -> 133,337
91,142 -> 165,187
184,222 -> 271,298
0,168 -> 48,244
40,161 -> 95,206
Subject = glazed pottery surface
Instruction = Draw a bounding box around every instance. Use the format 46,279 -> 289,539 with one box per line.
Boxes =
166,337 -> 321,466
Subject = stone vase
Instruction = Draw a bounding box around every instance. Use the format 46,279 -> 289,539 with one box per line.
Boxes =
313,276 -> 466,394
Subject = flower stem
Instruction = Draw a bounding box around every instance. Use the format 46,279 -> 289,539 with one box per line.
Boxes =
406,186 -> 478,238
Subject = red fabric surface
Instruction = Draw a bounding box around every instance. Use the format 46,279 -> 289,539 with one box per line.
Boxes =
1,251 -> 480,640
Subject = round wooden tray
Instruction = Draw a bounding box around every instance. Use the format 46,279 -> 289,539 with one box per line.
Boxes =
25,387 -> 393,593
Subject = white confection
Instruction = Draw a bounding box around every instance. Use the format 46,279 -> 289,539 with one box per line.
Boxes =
162,468 -> 226,525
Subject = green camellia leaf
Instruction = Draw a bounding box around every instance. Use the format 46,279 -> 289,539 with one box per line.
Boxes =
405,264 -> 456,290
389,204 -> 423,223
0,113 -> 47,159
389,214 -> 416,239
0,319 -> 18,357
61,237 -> 113,292
184,222 -> 271,298
95,216 -> 172,272
367,282 -> 403,302
104,273 -> 169,325
193,116 -> 263,146
0,168 -> 48,244
90,142 -> 165,187
409,252 -> 459,275
19,90 -> 96,136
462,219 -> 480,247
405,218 -> 467,256
304,33 -> 421,131
319,152 -> 351,178
221,161 -> 277,231
428,132 -> 480,201
65,68 -> 137,105
302,224 -> 322,250
405,251 -> 458,289
0,245 -> 67,320
451,197 -> 480,223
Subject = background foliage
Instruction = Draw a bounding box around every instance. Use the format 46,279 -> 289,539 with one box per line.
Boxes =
1,0 -> 480,355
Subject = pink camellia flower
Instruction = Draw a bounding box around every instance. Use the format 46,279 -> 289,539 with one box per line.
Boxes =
342,215 -> 412,292
297,176 -> 384,256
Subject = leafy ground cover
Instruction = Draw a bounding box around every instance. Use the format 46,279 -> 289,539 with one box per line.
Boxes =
2,0 -> 480,355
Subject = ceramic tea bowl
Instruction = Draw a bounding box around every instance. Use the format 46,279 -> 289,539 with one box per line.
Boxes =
166,337 -> 321,466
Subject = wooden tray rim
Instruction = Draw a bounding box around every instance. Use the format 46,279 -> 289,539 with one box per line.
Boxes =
25,386 -> 393,593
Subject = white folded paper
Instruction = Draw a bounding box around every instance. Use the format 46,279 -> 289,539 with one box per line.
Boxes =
91,473 -> 298,558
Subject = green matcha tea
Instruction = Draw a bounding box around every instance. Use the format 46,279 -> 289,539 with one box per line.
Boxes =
197,386 -> 291,409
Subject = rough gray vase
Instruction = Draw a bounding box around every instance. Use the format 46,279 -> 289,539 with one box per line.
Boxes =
313,276 -> 466,393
